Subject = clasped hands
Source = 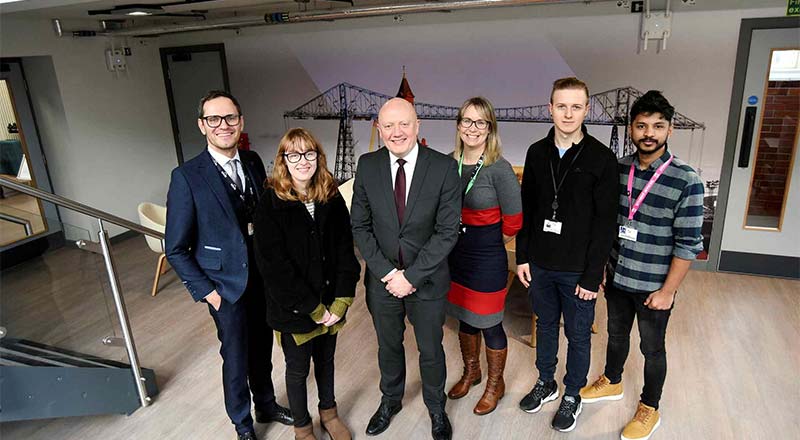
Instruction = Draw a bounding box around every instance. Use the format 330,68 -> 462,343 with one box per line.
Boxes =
313,308 -> 342,327
381,270 -> 416,298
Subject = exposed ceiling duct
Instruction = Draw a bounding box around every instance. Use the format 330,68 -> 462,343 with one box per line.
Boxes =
85,0 -> 611,37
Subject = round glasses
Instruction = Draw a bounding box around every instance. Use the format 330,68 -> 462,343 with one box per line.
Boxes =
284,151 -> 318,163
201,114 -> 241,128
459,118 -> 489,130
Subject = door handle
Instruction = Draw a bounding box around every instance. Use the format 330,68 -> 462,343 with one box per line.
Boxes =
738,106 -> 757,168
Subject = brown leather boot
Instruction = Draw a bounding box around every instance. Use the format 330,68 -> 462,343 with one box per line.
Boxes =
320,406 -> 351,440
447,331 -> 482,399
473,346 -> 507,415
293,422 -> 317,440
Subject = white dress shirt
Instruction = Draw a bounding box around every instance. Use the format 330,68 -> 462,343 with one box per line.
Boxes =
208,147 -> 246,192
388,143 -> 419,204
384,143 -> 419,279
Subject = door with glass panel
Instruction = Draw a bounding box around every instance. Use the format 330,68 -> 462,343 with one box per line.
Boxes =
0,60 -> 58,249
716,21 -> 800,279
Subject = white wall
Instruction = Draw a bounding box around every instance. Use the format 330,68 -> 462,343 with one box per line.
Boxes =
0,16 -> 177,237
0,3 -> 786,237
160,3 -> 784,184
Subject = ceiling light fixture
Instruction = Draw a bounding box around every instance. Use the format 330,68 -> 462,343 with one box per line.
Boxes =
88,4 -> 165,16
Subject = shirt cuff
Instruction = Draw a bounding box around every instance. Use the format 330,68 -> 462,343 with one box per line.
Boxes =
329,297 -> 354,318
308,303 -> 326,322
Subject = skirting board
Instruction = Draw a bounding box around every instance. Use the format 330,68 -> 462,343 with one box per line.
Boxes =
718,251 -> 800,279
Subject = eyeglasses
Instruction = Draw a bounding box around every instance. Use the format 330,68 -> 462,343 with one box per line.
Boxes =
459,118 -> 489,130
200,114 -> 241,128
284,150 -> 318,163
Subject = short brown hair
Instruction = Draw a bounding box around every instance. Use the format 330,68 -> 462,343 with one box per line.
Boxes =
197,90 -> 242,118
550,77 -> 589,103
270,128 -> 338,204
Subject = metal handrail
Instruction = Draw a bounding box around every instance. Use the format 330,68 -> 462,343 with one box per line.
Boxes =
0,175 -> 156,408
0,176 -> 164,239
0,212 -> 33,236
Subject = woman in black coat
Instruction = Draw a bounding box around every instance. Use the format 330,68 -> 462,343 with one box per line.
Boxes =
254,127 -> 360,440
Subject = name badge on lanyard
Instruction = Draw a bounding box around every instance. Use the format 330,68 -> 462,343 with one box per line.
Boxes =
618,225 -> 638,241
543,219 -> 563,235
622,155 -> 673,242
546,143 -> 585,235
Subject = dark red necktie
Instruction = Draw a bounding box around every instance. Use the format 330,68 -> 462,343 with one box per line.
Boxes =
394,158 -> 406,266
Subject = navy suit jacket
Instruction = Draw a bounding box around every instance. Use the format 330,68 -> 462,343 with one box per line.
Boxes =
165,149 -> 267,304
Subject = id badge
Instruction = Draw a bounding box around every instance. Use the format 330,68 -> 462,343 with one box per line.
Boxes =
618,225 -> 638,241
248,222 -> 255,236
543,219 -> 562,235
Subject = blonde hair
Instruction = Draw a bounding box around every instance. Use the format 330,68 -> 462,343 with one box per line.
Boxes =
453,97 -> 502,166
270,128 -> 338,203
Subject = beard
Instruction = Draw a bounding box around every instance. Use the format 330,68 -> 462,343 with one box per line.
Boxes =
633,136 -> 667,156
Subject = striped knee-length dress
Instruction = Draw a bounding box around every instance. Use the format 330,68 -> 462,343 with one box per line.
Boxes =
447,156 -> 522,329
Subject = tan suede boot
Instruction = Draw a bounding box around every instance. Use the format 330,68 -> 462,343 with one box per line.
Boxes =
473,346 -> 507,415
320,406 -> 351,440
447,331 -> 482,399
293,423 -> 317,440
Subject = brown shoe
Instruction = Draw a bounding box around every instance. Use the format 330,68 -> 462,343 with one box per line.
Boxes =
293,422 -> 317,440
320,406 -> 351,440
447,331 -> 482,399
473,346 -> 507,415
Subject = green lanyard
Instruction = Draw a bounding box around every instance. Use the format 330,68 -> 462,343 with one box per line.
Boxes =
458,152 -> 485,197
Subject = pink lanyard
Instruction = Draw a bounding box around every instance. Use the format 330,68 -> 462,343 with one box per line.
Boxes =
627,155 -> 673,222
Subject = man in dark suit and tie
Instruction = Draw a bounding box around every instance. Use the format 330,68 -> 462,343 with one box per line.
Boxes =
165,90 -> 292,440
351,98 -> 461,440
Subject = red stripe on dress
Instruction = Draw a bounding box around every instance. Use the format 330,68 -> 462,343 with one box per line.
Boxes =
447,282 -> 507,315
461,206 -> 501,226
502,212 -> 523,236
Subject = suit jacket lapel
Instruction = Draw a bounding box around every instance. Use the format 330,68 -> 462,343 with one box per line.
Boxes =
378,148 -> 401,230
402,146 -> 430,228
198,152 -> 237,224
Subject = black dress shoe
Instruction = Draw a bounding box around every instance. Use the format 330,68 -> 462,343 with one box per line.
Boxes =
365,402 -> 402,436
430,412 -> 452,440
255,404 -> 294,426
237,432 -> 257,440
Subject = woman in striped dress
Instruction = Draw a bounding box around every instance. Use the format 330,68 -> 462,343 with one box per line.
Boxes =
446,97 -> 523,415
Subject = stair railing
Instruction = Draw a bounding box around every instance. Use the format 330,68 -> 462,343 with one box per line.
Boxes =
0,176 -> 160,408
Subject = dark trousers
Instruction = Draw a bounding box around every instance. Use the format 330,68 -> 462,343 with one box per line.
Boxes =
603,283 -> 672,409
280,333 -> 338,427
208,284 -> 276,434
529,264 -> 595,397
366,290 -> 447,414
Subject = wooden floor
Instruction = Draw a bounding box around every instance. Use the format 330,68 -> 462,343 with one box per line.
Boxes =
1,236 -> 798,440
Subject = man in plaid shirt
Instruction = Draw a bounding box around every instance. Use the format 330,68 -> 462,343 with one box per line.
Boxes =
580,90 -> 704,440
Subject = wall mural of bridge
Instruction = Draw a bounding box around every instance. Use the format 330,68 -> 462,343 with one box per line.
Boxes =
284,81 -> 706,182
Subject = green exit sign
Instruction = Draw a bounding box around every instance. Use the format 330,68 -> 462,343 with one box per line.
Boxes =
789,0 -> 800,16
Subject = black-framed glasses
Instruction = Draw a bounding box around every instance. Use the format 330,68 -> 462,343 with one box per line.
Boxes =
201,114 -> 241,128
459,118 -> 489,130
284,151 -> 318,163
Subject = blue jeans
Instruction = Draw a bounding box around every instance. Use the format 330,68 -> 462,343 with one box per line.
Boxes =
529,264 -> 596,396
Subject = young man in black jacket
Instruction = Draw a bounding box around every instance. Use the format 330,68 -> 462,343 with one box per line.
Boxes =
515,77 -> 618,432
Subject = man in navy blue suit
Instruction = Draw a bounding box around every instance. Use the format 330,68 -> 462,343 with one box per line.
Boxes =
166,90 -> 292,440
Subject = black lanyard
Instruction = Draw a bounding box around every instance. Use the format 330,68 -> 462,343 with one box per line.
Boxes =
209,154 -> 256,204
548,144 -> 585,220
